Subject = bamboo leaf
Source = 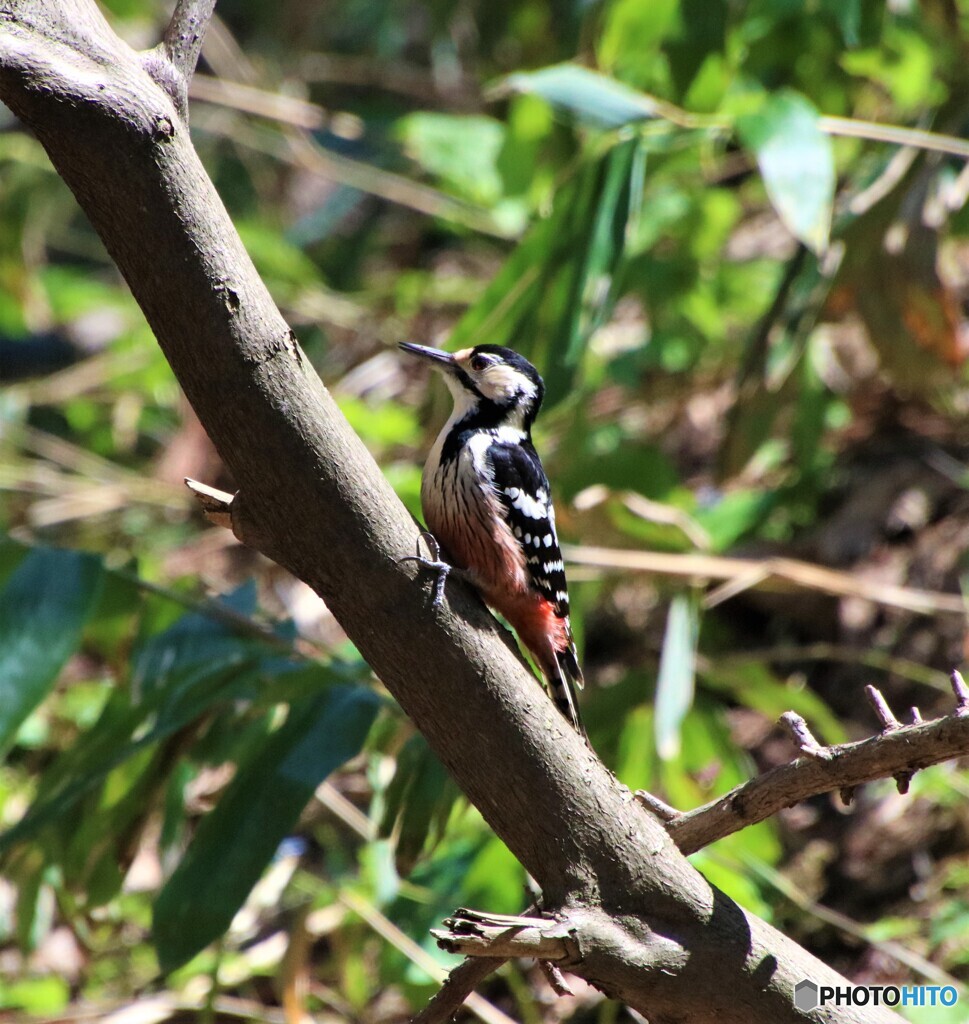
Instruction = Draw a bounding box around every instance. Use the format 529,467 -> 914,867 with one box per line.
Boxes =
153,686 -> 380,972
737,90 -> 835,254
654,592 -> 700,761
0,547 -> 104,755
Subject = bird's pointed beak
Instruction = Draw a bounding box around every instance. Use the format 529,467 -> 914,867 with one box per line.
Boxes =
398,342 -> 457,370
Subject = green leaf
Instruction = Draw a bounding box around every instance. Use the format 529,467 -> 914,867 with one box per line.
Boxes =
153,686 -> 380,972
737,91 -> 835,254
694,489 -> 776,552
654,592 -> 700,760
599,0 -> 680,84
504,64 -> 663,130
0,593 -> 326,856
0,975 -> 70,1015
720,245 -> 839,477
0,548 -> 104,755
0,661 -> 260,856
379,734 -> 460,875
397,113 -> 506,206
448,135 -> 644,406
701,661 -> 847,744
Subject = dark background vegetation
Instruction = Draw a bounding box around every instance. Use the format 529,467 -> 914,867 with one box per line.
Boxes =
2,0 -> 969,1020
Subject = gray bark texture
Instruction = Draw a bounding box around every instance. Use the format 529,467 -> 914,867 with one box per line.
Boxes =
0,2 -> 904,1021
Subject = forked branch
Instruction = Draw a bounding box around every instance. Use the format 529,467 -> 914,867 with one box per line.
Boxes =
163,0 -> 216,79
143,0 -> 216,120
660,674 -> 969,855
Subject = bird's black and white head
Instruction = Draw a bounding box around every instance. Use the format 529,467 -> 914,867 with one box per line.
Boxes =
399,342 -> 545,431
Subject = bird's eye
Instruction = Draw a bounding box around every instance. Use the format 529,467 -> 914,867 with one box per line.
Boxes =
470,354 -> 492,372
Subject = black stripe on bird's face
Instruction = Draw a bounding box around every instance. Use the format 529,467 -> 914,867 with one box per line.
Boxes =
399,342 -> 545,429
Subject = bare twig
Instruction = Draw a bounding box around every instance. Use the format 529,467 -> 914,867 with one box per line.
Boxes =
562,544 -> 966,617
634,791 -> 680,822
339,893 -> 515,1024
540,961 -> 574,997
163,0 -> 216,81
862,688 -> 917,793
184,477 -> 272,552
431,910 -> 575,961
779,711 -> 833,761
141,0 -> 216,121
190,73 -> 326,128
524,76 -> 969,162
952,669 -> 969,714
184,476 -> 233,529
299,51 -> 481,110
713,642 -> 950,691
818,114 -> 969,161
668,706 -> 969,855
411,958 -> 507,1024
865,685 -> 901,732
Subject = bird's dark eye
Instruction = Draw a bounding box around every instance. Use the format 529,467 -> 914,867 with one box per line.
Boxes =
470,354 -> 492,372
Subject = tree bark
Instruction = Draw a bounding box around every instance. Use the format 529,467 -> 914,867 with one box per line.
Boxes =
0,3 -> 905,1020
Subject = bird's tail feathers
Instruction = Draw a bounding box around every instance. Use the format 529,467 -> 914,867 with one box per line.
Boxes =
550,644 -> 585,736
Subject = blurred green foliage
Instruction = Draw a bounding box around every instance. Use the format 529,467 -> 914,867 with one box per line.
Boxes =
2,0 -> 969,1019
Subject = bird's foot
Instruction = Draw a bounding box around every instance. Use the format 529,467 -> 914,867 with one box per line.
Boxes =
399,531 -> 452,608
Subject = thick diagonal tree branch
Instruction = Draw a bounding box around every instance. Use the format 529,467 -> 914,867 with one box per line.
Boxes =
0,3 -> 919,1021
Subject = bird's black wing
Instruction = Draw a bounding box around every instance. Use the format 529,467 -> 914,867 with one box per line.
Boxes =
486,440 -> 570,617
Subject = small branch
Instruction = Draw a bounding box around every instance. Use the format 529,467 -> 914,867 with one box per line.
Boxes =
779,711 -> 834,761
563,544 -> 966,617
431,909 -> 576,962
184,477 -> 233,529
862,688 -> 927,793
668,703 -> 969,855
952,669 -> 969,714
411,957 -> 506,1024
634,791 -> 680,822
141,0 -> 216,121
163,0 -> 216,81
184,478 -> 276,557
540,961 -> 574,997
865,685 -> 901,732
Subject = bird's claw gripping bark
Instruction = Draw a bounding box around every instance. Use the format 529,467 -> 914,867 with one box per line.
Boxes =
399,531 -> 451,607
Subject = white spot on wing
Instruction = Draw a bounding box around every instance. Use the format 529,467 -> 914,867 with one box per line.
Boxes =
509,487 -> 547,520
